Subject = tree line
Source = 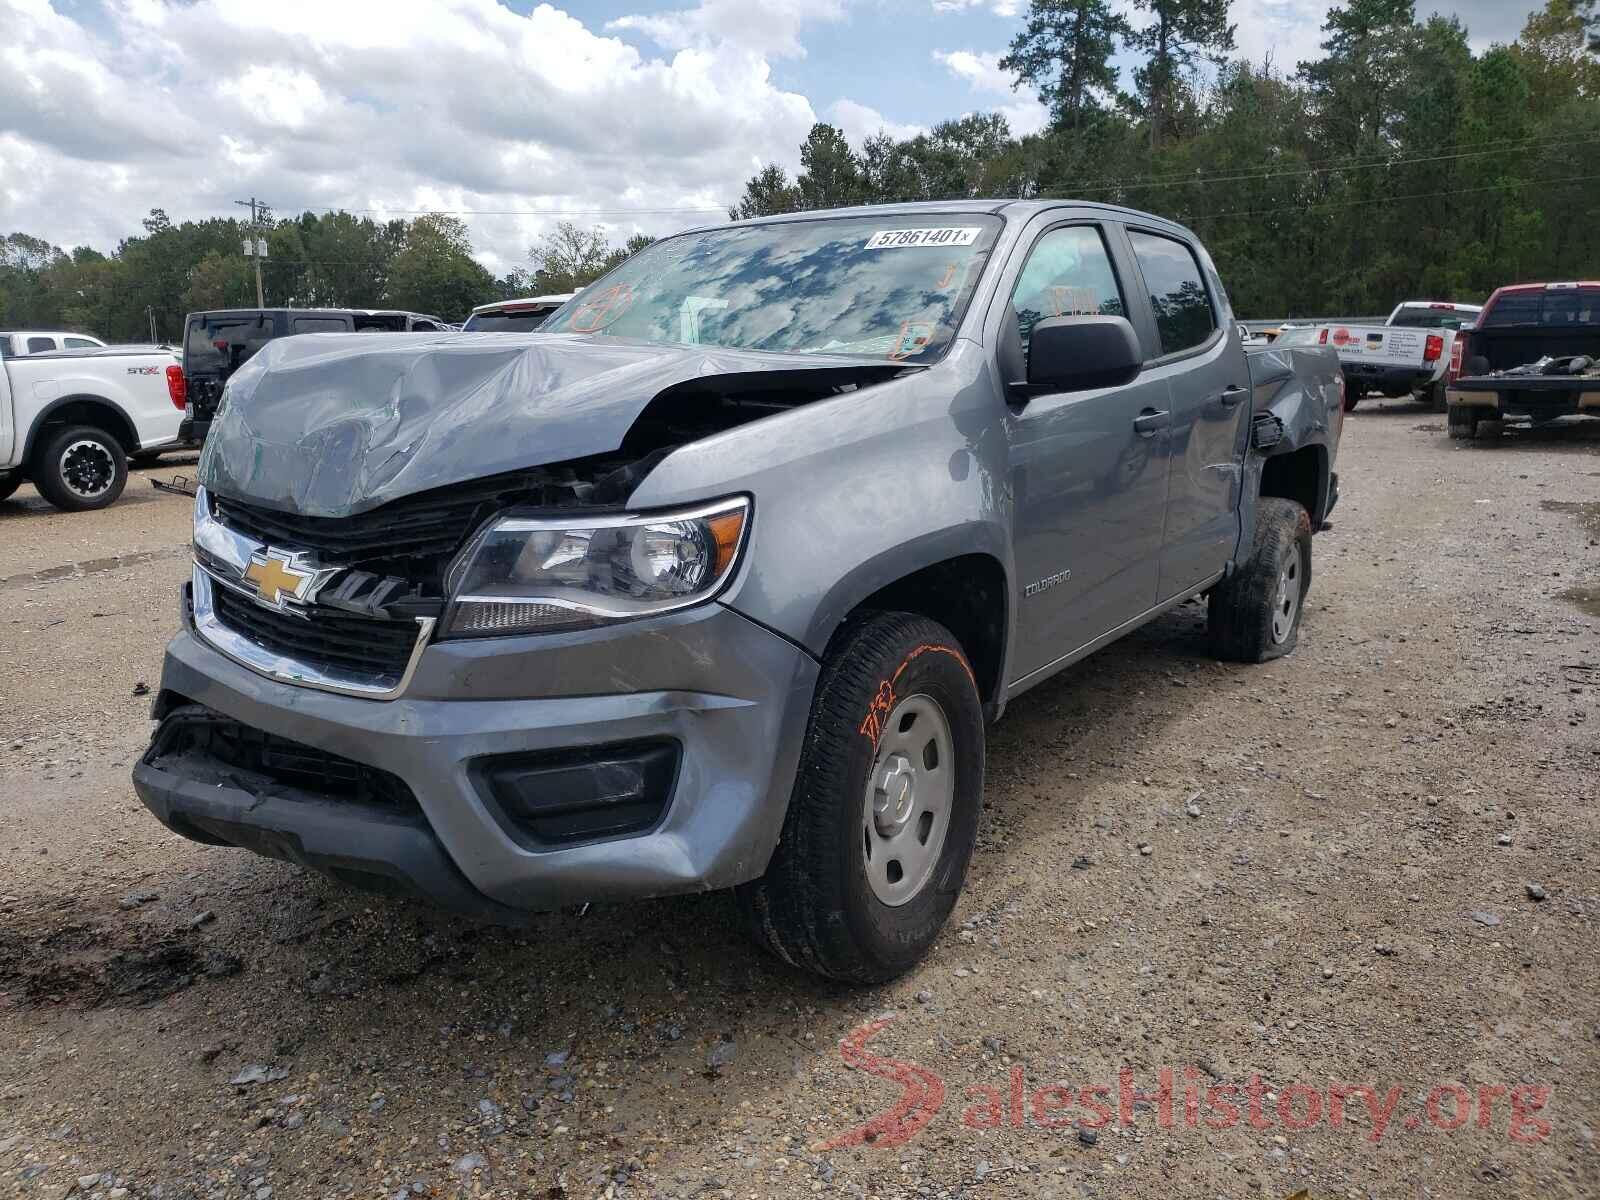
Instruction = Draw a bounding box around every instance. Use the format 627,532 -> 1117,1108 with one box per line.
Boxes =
734,0 -> 1600,317
0,209 -> 651,342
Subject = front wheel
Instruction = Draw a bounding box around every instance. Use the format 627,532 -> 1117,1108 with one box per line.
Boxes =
737,612 -> 984,983
1208,497 -> 1312,663
32,425 -> 128,512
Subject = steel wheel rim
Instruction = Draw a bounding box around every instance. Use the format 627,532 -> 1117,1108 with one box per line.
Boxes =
60,439 -> 115,499
1271,540 -> 1304,644
862,692 -> 955,907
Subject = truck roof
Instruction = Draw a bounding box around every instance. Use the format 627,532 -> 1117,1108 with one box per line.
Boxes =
186,307 -> 442,320
705,198 -> 1199,241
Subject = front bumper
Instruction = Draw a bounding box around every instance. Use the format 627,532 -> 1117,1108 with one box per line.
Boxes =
133,598 -> 819,913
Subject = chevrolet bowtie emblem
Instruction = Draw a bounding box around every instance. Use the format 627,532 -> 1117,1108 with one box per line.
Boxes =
242,548 -> 322,609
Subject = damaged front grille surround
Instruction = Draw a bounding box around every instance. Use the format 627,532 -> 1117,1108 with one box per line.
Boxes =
147,703 -> 419,812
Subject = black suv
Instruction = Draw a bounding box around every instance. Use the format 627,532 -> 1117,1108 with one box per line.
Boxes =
179,308 -> 448,442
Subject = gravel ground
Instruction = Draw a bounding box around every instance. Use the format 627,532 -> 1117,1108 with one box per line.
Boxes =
2,414 -> 1598,1200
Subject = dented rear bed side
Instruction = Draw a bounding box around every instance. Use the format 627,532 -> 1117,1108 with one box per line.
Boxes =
1241,344 -> 1344,532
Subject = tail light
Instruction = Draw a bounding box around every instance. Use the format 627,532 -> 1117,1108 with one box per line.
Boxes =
1318,328 -> 1329,344
1424,334 -> 1443,362
166,364 -> 188,410
1446,334 -> 1465,382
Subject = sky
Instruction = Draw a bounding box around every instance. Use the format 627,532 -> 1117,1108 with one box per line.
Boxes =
0,0 -> 1547,275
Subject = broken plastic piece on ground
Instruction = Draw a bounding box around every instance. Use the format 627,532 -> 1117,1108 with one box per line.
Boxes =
151,474 -> 197,498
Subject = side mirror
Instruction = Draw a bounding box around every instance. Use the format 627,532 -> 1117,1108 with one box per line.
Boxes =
1023,315 -> 1143,393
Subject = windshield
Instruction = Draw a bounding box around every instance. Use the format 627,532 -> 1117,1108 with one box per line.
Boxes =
1389,305 -> 1478,330
541,214 -> 1004,361
464,307 -> 561,333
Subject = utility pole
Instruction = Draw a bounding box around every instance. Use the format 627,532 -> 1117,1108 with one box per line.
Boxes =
146,305 -> 158,345
234,197 -> 270,308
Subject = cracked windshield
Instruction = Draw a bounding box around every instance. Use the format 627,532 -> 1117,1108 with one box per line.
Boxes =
542,215 -> 1003,361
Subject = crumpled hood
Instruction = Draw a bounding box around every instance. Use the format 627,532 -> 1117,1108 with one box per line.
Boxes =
199,331 -> 884,516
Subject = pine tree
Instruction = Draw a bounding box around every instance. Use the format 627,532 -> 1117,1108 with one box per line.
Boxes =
999,0 -> 1130,131
1129,0 -> 1236,148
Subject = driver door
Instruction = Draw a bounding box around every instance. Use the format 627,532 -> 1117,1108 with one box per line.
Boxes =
1004,222 -> 1171,683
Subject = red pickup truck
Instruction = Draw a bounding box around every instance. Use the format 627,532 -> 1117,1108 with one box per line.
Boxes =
1445,281 -> 1600,439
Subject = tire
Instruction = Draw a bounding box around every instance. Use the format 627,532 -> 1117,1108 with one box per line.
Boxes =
1426,384 -> 1448,413
0,476 -> 21,503
1341,379 -> 1361,412
736,612 -> 985,983
31,425 -> 128,512
1208,497 -> 1312,663
1447,405 -> 1480,440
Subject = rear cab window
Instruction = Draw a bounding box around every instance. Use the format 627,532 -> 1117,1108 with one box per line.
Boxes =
1389,305 -> 1477,330
184,314 -> 279,377
1483,287 -> 1600,328
1127,230 -> 1217,355
64,337 -> 98,349
463,308 -> 559,333
1009,225 -> 1126,361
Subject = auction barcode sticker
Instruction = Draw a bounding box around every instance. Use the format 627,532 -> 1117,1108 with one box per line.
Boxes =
865,227 -> 982,250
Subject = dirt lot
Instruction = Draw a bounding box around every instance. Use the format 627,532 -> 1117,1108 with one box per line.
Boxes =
2,412 -> 1598,1200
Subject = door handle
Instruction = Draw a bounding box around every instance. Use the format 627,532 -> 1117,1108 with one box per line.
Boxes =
1133,409 -> 1170,436
1219,385 -> 1249,408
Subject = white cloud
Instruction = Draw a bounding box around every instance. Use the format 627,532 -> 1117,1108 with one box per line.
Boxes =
931,0 -> 1022,17
609,0 -> 847,60
827,99 -> 925,146
1224,0 -> 1327,73
932,49 -> 1015,95
933,49 -> 1049,138
0,0 -> 823,275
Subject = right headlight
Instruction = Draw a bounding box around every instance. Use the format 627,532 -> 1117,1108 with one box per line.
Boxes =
442,496 -> 750,637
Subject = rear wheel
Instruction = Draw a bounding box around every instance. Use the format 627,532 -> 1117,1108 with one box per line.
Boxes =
32,425 -> 128,512
1208,497 -> 1312,663
737,612 -> 984,983
0,476 -> 21,503
1426,384 -> 1448,413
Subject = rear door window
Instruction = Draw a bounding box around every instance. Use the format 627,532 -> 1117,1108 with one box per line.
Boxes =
1127,230 -> 1217,356
64,336 -> 98,349
292,317 -> 350,334
26,336 -> 55,353
1009,225 -> 1126,361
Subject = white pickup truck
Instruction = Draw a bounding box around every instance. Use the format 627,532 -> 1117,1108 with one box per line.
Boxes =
1,330 -> 109,356
0,345 -> 186,511
1318,301 -> 1482,411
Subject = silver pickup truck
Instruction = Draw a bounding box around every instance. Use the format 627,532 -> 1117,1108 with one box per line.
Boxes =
133,201 -> 1343,982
